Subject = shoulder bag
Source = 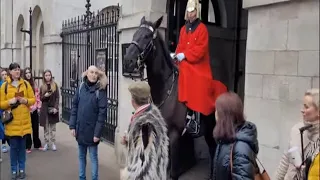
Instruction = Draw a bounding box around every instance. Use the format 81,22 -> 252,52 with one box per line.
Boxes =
230,143 -> 270,180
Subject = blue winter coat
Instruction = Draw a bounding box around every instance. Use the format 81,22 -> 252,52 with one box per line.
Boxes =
69,75 -> 108,146
213,121 -> 259,180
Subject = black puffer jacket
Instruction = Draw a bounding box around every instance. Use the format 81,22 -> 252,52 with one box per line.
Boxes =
213,121 -> 259,180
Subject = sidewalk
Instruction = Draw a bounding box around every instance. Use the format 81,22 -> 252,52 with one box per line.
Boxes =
0,123 -> 120,180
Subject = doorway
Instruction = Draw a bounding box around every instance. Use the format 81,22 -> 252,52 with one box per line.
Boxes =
166,0 -> 248,100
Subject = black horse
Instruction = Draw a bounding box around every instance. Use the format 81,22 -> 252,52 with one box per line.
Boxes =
124,16 -> 216,179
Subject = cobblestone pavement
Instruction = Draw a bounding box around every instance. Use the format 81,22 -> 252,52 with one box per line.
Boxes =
0,123 -> 120,180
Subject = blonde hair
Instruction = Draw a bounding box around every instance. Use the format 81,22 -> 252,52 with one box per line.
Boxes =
41,69 -> 57,93
305,88 -> 319,109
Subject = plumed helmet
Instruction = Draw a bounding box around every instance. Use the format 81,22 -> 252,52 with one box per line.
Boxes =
184,0 -> 201,21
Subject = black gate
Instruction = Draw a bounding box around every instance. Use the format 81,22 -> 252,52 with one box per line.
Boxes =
60,2 -> 120,144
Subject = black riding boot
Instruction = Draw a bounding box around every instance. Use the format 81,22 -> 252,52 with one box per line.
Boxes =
208,147 -> 215,180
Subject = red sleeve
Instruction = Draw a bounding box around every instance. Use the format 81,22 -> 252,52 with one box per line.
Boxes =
184,24 -> 209,64
175,26 -> 186,54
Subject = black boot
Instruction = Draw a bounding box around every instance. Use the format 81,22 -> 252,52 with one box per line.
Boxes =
208,147 -> 215,180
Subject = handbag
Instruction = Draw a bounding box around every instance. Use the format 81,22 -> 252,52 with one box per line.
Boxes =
230,143 -> 270,180
48,107 -> 56,114
1,84 -> 23,124
1,110 -> 14,124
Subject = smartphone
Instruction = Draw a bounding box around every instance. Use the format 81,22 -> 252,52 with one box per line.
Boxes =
15,91 -> 24,98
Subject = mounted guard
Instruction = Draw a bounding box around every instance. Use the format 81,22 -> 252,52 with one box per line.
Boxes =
120,81 -> 169,180
175,0 -> 227,135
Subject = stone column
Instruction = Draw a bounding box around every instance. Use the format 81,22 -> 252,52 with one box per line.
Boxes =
42,35 -> 62,84
0,0 -> 13,66
114,0 -> 168,165
243,0 -> 319,175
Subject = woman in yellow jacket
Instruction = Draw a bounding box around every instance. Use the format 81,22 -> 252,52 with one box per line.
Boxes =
0,63 -> 35,179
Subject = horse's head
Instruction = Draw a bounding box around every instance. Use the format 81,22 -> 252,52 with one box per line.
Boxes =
123,16 -> 163,73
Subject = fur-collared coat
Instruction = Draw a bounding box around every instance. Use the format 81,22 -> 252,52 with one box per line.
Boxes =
121,104 -> 169,180
69,70 -> 108,146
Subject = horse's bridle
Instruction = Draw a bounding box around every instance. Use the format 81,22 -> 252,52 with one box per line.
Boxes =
129,23 -> 178,108
130,24 -> 157,72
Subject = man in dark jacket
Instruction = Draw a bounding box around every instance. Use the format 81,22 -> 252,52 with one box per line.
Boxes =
69,65 -> 108,180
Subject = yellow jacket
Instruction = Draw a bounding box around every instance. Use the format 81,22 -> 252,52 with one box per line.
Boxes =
308,153 -> 319,180
0,78 -> 35,137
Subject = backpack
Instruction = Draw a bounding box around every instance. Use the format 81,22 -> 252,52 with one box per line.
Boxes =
4,80 -> 28,95
78,82 -> 99,100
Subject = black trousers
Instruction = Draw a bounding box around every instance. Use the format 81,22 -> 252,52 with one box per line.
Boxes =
26,111 -> 42,149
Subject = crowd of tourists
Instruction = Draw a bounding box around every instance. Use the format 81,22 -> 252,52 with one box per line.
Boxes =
0,64 -> 108,180
0,63 -> 59,179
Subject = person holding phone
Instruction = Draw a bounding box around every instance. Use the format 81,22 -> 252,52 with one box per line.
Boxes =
23,67 -> 43,153
39,69 -> 60,151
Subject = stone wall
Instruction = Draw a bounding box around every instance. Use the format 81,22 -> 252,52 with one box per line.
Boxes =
243,0 -> 319,176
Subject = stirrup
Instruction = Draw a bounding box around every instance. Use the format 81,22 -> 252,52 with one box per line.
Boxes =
185,112 -> 201,136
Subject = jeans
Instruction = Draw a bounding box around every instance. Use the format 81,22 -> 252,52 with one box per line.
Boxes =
78,144 -> 98,180
9,136 -> 26,173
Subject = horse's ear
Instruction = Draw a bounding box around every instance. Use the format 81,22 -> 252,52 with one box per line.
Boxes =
140,16 -> 146,25
153,16 -> 163,29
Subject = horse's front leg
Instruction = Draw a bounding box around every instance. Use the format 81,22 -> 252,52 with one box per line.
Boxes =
168,128 -> 180,180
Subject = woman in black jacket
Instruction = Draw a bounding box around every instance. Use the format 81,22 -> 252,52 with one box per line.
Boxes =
212,92 -> 259,180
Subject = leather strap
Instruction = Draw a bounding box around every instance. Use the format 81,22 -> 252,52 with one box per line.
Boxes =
229,142 -> 267,179
230,143 -> 235,177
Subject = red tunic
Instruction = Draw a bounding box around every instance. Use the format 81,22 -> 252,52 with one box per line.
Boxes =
176,22 -> 227,115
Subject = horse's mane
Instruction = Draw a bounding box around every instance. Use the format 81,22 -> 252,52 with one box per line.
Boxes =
156,31 -> 177,71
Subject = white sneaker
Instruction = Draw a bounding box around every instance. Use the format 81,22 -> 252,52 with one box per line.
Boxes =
42,144 -> 49,151
51,143 -> 57,151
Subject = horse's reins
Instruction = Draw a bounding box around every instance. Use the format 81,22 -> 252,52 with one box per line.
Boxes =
130,23 -> 177,108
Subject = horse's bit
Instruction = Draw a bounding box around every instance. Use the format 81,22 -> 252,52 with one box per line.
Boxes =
130,24 -> 157,72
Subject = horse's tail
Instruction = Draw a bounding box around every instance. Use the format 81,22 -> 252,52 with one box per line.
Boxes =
125,105 -> 169,180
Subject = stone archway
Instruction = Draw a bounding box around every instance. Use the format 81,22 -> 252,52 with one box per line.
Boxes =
15,14 -> 26,66
165,0 -> 248,177
166,0 -> 247,97
31,5 -> 44,75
